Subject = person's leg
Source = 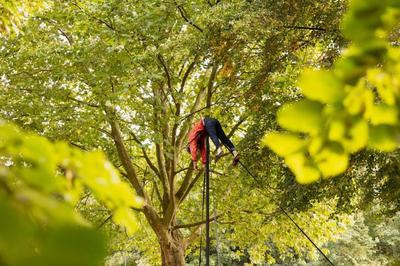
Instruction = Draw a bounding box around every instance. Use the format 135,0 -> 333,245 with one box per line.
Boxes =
215,119 -> 235,152
215,119 -> 240,166
204,118 -> 221,149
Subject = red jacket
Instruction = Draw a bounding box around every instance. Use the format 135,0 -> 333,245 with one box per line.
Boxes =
188,119 -> 207,164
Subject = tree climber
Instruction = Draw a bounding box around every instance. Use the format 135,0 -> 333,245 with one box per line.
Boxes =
187,117 -> 240,170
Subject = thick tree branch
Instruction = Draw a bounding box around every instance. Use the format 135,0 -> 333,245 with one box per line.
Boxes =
71,1 -> 118,32
57,28 -> 73,45
206,63 -> 219,109
175,162 -> 196,200
178,171 -> 203,203
173,213 -> 222,230
227,115 -> 248,139
157,53 -> 177,106
109,119 -> 145,198
180,59 -> 197,93
68,96 -> 100,108
130,132 -> 162,181
152,178 -> 163,206
283,25 -> 326,31
176,4 -> 204,33
155,143 -> 169,191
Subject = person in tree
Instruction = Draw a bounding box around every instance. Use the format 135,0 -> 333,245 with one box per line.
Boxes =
187,117 -> 240,170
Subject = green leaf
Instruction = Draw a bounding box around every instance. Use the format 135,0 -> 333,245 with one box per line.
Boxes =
343,82 -> 374,116
36,226 -> 106,266
329,118 -> 368,153
328,119 -> 346,142
345,118 -> 369,152
262,132 -> 307,157
314,144 -> 349,177
308,137 -> 324,156
277,100 -> 324,135
299,69 -> 344,104
113,209 -> 139,236
285,153 -> 320,184
367,68 -> 396,105
369,104 -> 398,125
368,125 -> 398,151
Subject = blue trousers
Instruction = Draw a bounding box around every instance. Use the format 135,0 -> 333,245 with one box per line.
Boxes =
203,118 -> 235,151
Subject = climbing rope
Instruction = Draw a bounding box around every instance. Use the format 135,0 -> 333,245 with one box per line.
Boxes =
238,160 -> 334,264
224,144 -> 335,266
198,138 -> 335,265
212,163 -> 221,266
198,172 -> 206,266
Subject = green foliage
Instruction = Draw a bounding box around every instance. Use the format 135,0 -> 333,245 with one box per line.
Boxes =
263,0 -> 400,184
0,0 -> 47,35
319,210 -> 400,266
0,122 -> 141,265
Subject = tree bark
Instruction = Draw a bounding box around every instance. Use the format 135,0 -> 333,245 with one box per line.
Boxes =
160,237 -> 186,266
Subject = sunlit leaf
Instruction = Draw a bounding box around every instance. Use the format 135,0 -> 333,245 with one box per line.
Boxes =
262,132 -> 307,157
277,100 -> 324,135
314,144 -> 349,177
368,125 -> 398,151
369,104 -> 398,125
285,153 -> 320,184
343,82 -> 374,116
367,68 -> 396,105
113,208 -> 139,236
299,69 -> 344,104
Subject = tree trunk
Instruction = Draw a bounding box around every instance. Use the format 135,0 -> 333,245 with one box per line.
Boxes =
160,238 -> 185,266
142,206 -> 186,265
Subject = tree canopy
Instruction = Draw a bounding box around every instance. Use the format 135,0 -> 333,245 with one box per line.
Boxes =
1,0 -> 400,265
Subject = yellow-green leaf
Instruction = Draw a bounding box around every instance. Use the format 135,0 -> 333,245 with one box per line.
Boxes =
299,69 -> 344,104
285,153 -> 320,184
367,68 -> 396,105
262,132 -> 307,157
345,118 -> 369,152
343,82 -> 374,116
113,209 -> 138,236
277,100 -> 324,135
314,145 -> 349,177
369,104 -> 398,125
368,125 -> 398,151
328,119 -> 346,141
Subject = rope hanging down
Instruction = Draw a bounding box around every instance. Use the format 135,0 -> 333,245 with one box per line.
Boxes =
199,139 -> 334,265
205,136 -> 210,266
223,144 -> 335,266
198,172 -> 206,266
198,136 -> 211,266
198,147 -> 221,266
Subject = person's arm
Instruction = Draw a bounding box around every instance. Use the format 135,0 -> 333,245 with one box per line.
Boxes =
189,138 -> 198,169
199,135 -> 207,167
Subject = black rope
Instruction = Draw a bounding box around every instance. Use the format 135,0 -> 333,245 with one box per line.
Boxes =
205,136 -> 210,266
211,160 -> 221,266
198,172 -> 206,266
225,145 -> 335,266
